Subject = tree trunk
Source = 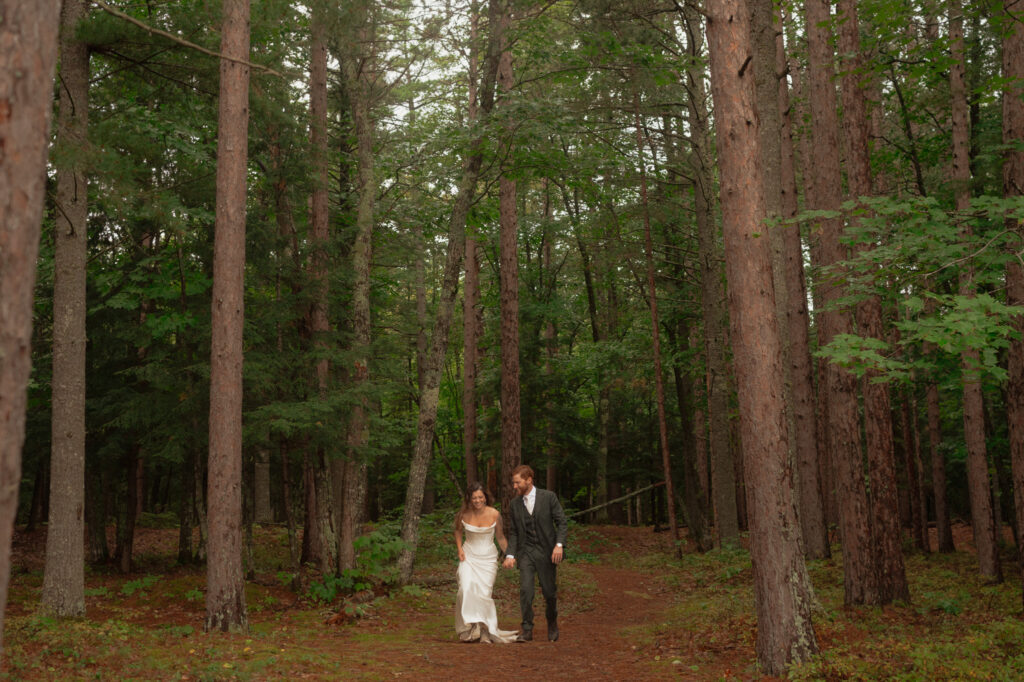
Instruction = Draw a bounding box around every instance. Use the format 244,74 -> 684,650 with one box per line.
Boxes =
115,447 -> 139,574
668,318 -> 712,551
805,0 -> 877,605
308,1 -> 335,576
0,7 -> 60,652
206,0 -> 250,633
42,0 -> 89,618
396,0 -> 502,583
462,1 -> 482,489
705,1 -> 818,672
633,94 -> 680,556
1001,0 -> 1024,608
497,0 -> 521,521
338,4 -> 374,573
682,5 -> 737,548
178,450 -> 195,564
254,448 -> 272,523
900,393 -> 928,552
87,458 -> 110,565
777,3 -> 828,561
950,0 -> 1002,583
838,0 -> 909,604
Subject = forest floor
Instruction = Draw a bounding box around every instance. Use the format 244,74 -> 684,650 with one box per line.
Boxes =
3,519 -> 1024,680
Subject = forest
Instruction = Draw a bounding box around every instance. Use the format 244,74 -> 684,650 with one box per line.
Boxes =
2,0 -> 1024,678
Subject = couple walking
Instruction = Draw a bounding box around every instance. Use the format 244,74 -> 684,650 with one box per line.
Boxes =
453,464 -> 568,643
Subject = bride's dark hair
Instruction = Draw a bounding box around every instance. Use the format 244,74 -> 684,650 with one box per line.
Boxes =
454,482 -> 493,530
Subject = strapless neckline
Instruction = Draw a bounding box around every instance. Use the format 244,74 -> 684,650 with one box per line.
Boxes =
462,520 -> 496,531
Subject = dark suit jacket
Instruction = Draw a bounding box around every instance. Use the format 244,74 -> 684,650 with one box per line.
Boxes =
507,487 -> 568,561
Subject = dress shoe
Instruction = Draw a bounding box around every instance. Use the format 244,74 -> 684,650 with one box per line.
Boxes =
516,630 -> 533,642
547,622 -> 559,641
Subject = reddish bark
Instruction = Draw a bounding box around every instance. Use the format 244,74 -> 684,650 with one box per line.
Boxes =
776,5 -> 828,561
0,0 -> 62,657
497,0 -> 520,519
950,0 -> 1002,582
805,0 -> 877,605
839,0 -> 909,603
206,0 -> 251,633
706,0 -> 818,672
1000,0 -> 1024,603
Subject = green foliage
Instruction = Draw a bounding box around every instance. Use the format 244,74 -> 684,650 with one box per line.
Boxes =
307,527 -> 409,604
119,575 -> 160,597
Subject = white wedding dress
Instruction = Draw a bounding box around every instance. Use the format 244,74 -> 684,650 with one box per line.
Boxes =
455,521 -> 518,643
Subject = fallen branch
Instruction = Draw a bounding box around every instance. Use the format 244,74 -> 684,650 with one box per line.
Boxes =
567,481 -> 666,519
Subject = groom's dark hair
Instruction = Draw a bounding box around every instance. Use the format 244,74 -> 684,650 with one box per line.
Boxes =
511,464 -> 534,481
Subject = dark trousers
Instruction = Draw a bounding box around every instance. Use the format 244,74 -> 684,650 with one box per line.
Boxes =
518,546 -> 557,631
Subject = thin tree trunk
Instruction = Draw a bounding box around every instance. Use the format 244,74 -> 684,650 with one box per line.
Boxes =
926,376 -> 955,551
682,5 -> 737,548
668,318 -> 712,551
178,450 -> 195,564
280,442 -> 302,590
308,1 -> 335,576
705,1 -> 818,672
497,0 -> 521,521
633,94 -> 680,556
1000,0 -> 1024,606
462,1 -> 481,489
87,458 -> 110,564
396,0 -> 502,583
950,0 -> 1001,583
777,3 -> 828,561
116,447 -> 139,574
42,0 -> 89,618
206,0 -> 250,633
805,0 -> 877,605
901,392 -> 928,552
254,448 -> 272,523
838,0 -> 909,604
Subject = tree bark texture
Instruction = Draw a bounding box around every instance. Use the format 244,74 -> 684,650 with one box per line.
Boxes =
805,0 -> 877,605
950,0 -> 1002,583
706,1 -> 818,673
497,0 -> 521,521
682,5 -> 738,548
42,0 -> 89,618
1000,0 -> 1024,604
206,0 -> 250,633
338,5 -> 374,573
776,5 -> 827,560
462,0 -> 482,489
0,0 -> 62,657
396,0 -> 502,583
838,0 -> 909,604
308,4 -> 335,574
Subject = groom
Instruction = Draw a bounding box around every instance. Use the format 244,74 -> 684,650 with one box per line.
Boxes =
502,464 -> 568,642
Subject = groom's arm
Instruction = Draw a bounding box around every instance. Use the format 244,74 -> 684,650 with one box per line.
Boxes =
550,493 -> 568,549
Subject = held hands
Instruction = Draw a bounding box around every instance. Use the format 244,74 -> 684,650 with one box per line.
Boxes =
502,556 -> 515,569
551,546 -> 564,565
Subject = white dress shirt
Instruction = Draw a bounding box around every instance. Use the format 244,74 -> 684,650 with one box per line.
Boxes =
524,486 -> 536,514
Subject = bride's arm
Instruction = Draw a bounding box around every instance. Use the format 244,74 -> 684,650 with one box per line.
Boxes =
455,526 -> 465,561
494,512 -> 509,553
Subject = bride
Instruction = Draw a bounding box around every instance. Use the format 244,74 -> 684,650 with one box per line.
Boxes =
453,482 -> 519,643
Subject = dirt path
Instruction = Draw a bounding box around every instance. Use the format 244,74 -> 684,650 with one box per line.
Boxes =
365,562 -> 680,680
